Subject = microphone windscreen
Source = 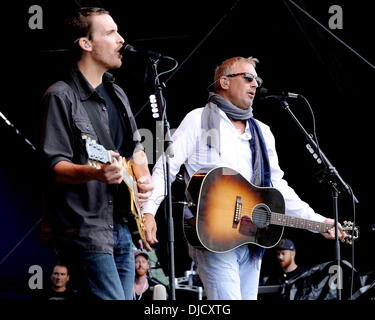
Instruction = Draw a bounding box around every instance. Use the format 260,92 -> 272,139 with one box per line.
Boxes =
258,87 -> 269,96
152,284 -> 167,300
120,43 -> 137,55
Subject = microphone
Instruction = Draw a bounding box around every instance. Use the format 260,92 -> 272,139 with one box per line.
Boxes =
152,284 -> 167,300
120,43 -> 162,59
258,87 -> 299,99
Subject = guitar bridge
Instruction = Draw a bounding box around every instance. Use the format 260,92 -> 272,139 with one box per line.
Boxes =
233,196 -> 242,226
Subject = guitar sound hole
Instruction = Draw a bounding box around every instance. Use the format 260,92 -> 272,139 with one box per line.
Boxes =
252,204 -> 270,228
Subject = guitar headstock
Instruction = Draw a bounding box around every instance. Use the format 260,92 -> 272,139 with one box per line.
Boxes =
341,220 -> 359,245
82,135 -> 111,169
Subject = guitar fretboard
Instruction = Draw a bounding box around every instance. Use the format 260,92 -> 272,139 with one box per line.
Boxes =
270,212 -> 330,233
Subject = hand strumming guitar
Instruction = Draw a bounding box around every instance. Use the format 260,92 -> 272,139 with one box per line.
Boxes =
136,175 -> 158,251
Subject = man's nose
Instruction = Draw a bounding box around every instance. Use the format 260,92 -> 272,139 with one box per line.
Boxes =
118,33 -> 125,44
251,78 -> 258,88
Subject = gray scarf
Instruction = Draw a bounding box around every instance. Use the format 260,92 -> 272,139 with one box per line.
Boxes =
201,92 -> 271,188
201,93 -> 252,156
207,92 -> 254,120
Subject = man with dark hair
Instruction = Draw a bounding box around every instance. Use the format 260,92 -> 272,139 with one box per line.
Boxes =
65,7 -> 110,61
34,264 -> 77,300
40,7 -> 157,300
50,264 -> 71,294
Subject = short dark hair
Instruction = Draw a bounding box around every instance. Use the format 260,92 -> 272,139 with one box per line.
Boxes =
53,264 -> 70,275
65,7 -> 109,61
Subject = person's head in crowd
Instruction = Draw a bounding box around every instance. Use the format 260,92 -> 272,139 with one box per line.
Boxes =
51,264 -> 70,292
275,238 -> 297,272
135,250 -> 150,278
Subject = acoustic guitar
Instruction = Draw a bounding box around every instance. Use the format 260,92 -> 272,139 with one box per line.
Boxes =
183,167 -> 358,253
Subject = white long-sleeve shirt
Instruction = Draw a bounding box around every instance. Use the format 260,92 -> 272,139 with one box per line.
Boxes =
142,106 -> 326,224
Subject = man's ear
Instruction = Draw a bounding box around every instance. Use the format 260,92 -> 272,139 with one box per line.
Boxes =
78,37 -> 92,51
219,77 -> 230,90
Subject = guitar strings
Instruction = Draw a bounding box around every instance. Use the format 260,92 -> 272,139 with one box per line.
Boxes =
231,207 -> 352,235
229,206 -> 329,231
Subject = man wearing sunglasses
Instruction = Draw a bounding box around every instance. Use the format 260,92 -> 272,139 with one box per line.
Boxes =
142,56 -> 343,300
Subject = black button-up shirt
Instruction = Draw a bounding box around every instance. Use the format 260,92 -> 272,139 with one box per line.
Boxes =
40,66 -> 143,253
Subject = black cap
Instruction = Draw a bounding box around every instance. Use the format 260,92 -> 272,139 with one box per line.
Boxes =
134,250 -> 149,260
276,238 -> 295,251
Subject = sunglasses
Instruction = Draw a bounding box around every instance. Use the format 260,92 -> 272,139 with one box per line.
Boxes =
225,72 -> 263,87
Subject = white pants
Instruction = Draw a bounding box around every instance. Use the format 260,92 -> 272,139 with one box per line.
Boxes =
188,245 -> 262,300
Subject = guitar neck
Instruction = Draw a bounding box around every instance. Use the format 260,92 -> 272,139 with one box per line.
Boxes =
121,159 -> 142,212
123,171 -> 137,192
270,212 -> 330,233
121,158 -> 138,192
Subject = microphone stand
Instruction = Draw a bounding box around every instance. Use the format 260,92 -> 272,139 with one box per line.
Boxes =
278,99 -> 359,301
148,56 -> 176,300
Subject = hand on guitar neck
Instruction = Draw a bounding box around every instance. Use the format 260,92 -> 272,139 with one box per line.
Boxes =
95,150 -> 124,184
321,218 -> 345,241
53,150 -> 124,185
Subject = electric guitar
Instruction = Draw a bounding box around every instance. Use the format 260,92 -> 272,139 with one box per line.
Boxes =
183,167 -> 358,253
82,136 -> 146,243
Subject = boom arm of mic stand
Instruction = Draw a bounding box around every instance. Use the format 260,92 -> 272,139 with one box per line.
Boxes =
279,99 -> 356,301
279,100 -> 358,203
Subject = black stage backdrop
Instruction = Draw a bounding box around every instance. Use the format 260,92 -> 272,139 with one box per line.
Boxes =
0,0 -> 374,300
